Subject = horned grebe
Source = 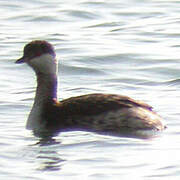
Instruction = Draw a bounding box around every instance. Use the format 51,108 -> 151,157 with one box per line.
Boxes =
15,40 -> 165,138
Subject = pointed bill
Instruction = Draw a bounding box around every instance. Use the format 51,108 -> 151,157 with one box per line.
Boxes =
15,56 -> 26,64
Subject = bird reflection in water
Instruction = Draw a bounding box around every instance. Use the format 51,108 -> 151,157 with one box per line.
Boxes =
33,137 -> 65,171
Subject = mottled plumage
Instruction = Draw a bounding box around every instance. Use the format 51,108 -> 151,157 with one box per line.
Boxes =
16,40 -> 166,138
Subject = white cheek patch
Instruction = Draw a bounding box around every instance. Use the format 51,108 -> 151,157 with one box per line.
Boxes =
29,54 -> 57,74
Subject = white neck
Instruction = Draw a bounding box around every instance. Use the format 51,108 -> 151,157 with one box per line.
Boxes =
26,55 -> 58,131
29,54 -> 58,75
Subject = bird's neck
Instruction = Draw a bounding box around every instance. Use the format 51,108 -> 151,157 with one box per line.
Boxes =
26,72 -> 58,130
35,72 -> 58,104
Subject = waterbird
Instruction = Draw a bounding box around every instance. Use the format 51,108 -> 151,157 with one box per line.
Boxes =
15,40 -> 166,138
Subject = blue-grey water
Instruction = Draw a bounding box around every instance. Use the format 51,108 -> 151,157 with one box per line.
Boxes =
1,0 -> 180,179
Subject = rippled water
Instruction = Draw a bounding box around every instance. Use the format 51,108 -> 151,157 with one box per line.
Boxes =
1,0 -> 180,179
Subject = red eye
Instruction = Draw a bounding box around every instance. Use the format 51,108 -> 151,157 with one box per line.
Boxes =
36,52 -> 41,56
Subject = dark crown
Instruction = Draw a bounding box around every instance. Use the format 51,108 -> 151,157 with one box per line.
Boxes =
23,40 -> 56,59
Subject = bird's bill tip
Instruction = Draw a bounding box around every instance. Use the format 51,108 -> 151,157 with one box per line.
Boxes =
15,57 -> 25,64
